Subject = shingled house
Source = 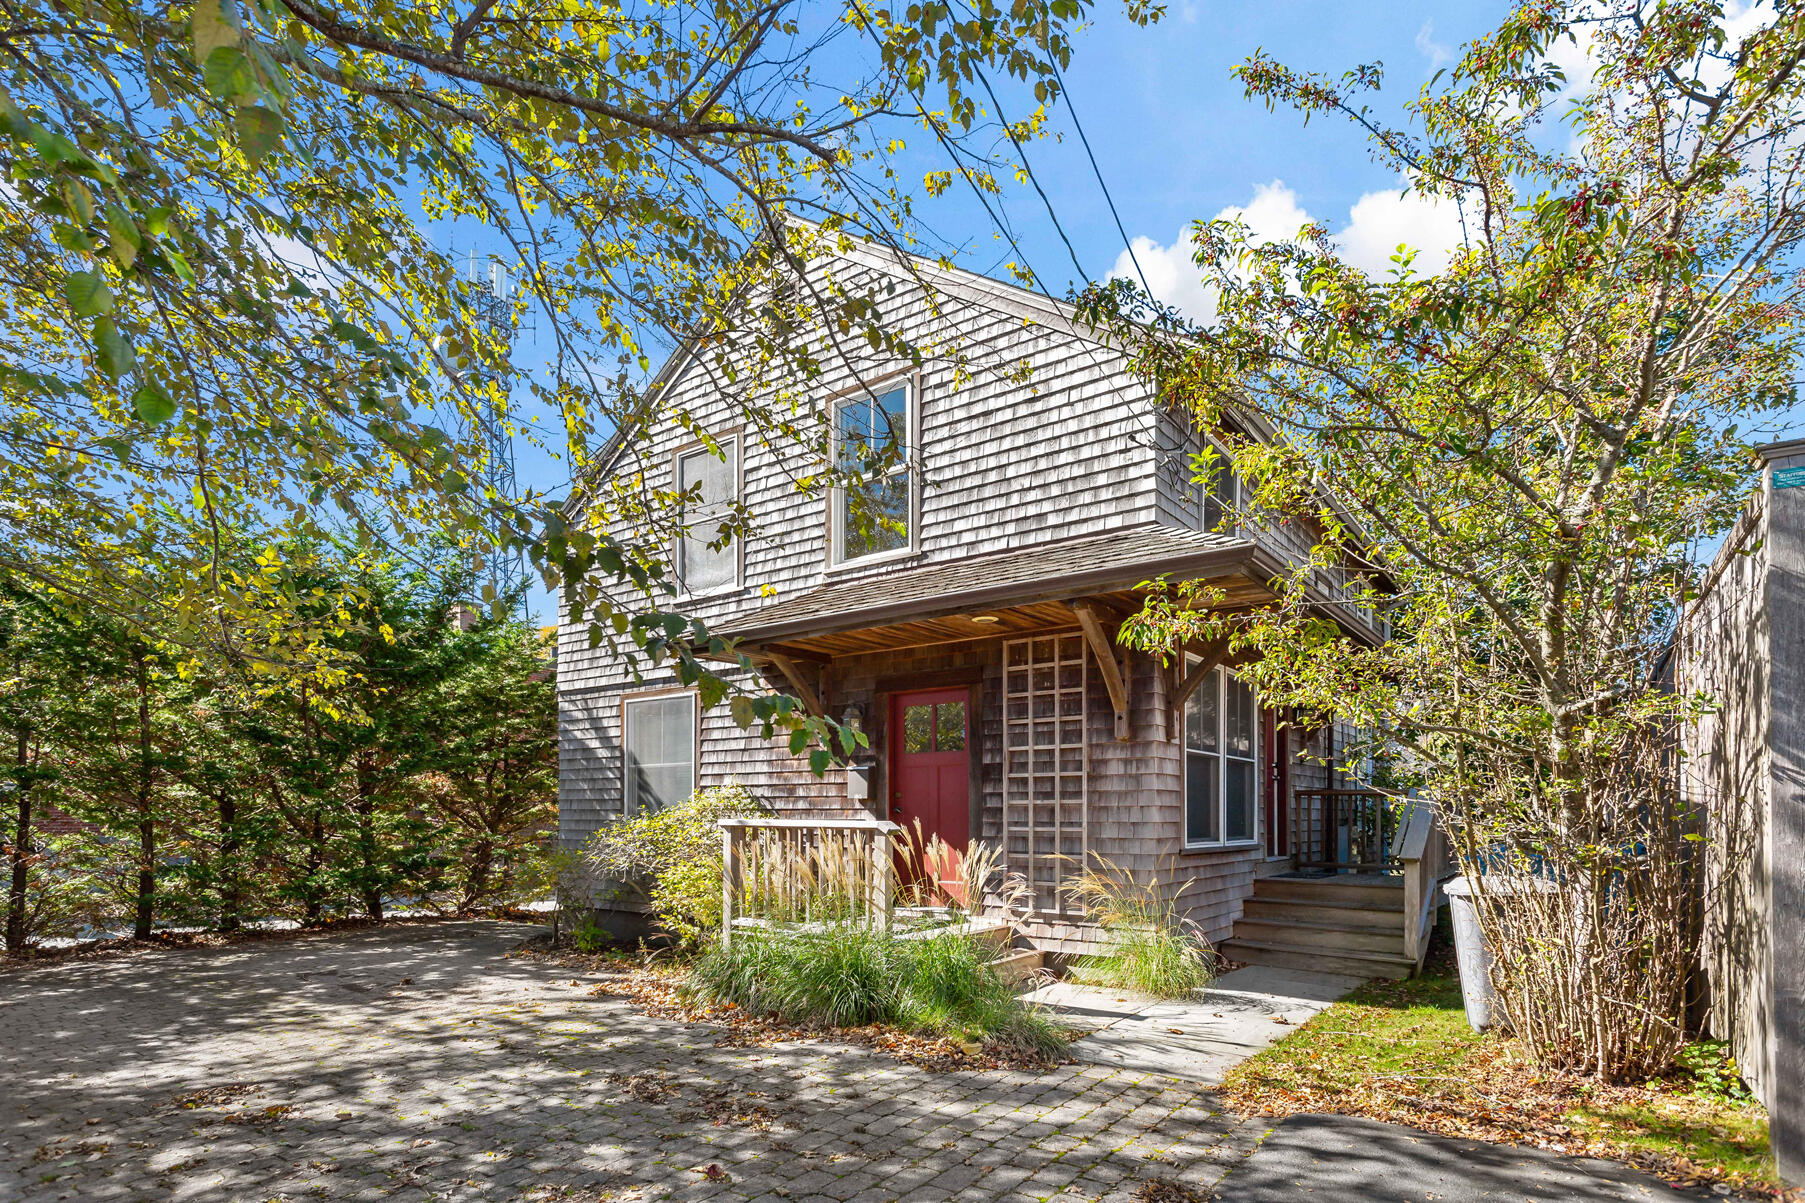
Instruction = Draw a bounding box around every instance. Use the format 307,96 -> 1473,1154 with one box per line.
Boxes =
557,235 -> 1444,975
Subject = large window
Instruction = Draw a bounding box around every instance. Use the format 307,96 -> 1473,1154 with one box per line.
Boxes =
1184,666 -> 1259,847
623,692 -> 696,812
831,383 -> 911,563
674,436 -> 738,593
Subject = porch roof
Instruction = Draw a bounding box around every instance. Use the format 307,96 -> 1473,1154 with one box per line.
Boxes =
715,525 -> 1286,654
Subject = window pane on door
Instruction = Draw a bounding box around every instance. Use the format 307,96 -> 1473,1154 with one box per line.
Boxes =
1225,758 -> 1256,842
935,701 -> 966,751
1186,751 -> 1220,844
624,695 -> 696,812
903,704 -> 934,753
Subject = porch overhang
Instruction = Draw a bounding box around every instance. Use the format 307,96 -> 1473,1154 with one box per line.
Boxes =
712,526 -> 1300,660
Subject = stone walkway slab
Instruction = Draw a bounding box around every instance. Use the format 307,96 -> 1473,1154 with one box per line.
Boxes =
1024,965 -> 1367,1085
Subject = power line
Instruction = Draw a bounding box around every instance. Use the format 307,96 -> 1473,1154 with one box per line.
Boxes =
1048,54 -> 1151,296
970,62 -> 1089,284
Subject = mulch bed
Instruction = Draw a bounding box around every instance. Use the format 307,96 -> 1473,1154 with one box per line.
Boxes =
511,944 -> 1073,1074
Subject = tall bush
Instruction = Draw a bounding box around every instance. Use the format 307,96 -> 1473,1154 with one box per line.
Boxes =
586,784 -> 766,946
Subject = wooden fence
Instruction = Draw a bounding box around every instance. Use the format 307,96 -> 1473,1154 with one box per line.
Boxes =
718,817 -> 901,949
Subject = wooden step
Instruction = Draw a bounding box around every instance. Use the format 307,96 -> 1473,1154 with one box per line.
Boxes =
1239,896 -> 1406,932
989,948 -> 1043,986
1251,876 -> 1406,908
1230,917 -> 1405,956
1220,938 -> 1415,980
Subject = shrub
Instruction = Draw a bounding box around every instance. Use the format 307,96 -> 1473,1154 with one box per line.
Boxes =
8,833 -> 120,947
1064,855 -> 1214,998
585,783 -> 766,946
691,924 -> 1066,1058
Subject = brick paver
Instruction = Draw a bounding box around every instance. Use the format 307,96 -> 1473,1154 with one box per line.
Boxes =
1,921 -> 1257,1202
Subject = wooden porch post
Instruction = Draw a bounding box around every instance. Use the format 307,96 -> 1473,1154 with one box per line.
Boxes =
720,823 -> 739,951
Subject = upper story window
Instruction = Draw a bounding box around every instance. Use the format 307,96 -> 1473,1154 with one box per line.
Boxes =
623,691 -> 697,812
674,436 -> 739,593
830,382 -> 913,564
1200,444 -> 1243,534
1184,665 -> 1259,847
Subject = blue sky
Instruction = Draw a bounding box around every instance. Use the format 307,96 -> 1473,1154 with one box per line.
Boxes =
509,0 -> 1507,620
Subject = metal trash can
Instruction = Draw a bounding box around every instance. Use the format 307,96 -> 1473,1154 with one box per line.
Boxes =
1441,875 -> 1495,1031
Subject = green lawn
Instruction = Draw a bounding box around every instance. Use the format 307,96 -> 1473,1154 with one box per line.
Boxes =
1218,947 -> 1779,1196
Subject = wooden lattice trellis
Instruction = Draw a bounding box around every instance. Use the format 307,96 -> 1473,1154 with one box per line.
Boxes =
1003,633 -> 1088,913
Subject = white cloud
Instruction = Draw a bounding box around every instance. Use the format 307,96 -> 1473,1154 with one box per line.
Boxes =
1111,181 -> 1311,322
1415,20 -> 1454,69
1113,179 -> 1466,321
1336,184 -> 1466,277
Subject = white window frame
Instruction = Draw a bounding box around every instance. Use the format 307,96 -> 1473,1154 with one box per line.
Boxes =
826,375 -> 919,570
620,689 -> 698,814
1182,665 -> 1262,850
672,432 -> 743,597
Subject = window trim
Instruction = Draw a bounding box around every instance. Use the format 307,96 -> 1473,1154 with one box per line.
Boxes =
670,430 -> 744,598
1182,665 -> 1262,851
825,372 -> 921,569
620,687 -> 699,814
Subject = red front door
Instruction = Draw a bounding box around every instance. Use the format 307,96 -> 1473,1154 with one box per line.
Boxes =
890,688 -> 971,850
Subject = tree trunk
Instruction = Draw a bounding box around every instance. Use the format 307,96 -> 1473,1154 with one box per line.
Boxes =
464,838 -> 493,914
355,753 -> 383,921
304,809 -> 324,926
132,645 -> 154,941
218,789 -> 240,932
5,726 -> 31,953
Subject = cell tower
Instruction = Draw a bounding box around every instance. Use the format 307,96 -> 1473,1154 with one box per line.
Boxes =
462,251 -> 529,613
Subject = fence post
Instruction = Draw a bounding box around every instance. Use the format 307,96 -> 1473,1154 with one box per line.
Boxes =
721,824 -> 739,951
872,826 -> 893,933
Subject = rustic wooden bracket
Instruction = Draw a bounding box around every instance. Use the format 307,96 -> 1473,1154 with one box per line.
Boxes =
767,651 -> 826,719
1165,636 -> 1232,740
1071,601 -> 1131,742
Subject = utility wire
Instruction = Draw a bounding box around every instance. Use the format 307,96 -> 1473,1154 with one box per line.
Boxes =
1048,53 -> 1151,296
971,61 -> 1089,284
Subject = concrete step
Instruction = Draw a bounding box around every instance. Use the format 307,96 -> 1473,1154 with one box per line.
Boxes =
1230,917 -> 1406,956
1239,896 -> 1407,932
989,948 -> 1043,986
1252,877 -> 1405,909
1220,938 -> 1415,980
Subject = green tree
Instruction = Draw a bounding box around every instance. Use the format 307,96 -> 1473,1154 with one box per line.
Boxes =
422,622 -> 556,912
0,579 -> 85,950
1083,1 -> 1805,1081
3,0 -> 1142,764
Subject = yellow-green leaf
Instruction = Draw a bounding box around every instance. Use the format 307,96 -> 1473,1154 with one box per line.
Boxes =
64,269 -> 114,317
192,0 -> 241,64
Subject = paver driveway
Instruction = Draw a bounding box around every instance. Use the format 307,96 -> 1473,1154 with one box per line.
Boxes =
1,921 -> 1258,1203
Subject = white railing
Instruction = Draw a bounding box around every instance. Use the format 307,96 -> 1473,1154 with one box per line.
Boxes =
1397,800 -> 1452,969
719,817 -> 900,949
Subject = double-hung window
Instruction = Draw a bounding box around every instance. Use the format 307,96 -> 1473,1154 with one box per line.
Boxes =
1200,443 -> 1243,534
622,692 -> 697,812
831,383 -> 912,563
674,436 -> 739,593
1184,666 -> 1259,847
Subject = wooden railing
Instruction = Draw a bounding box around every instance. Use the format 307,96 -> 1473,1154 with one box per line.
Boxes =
719,817 -> 900,949
1396,800 -> 1452,969
1294,789 -> 1398,870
